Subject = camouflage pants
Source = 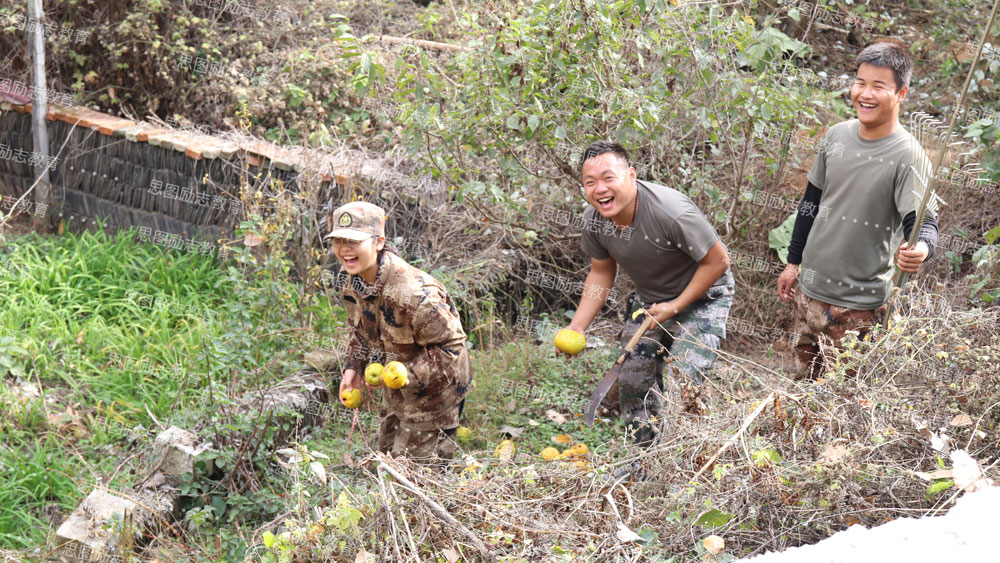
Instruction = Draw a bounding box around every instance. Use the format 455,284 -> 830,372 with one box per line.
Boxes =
377,400 -> 464,464
792,291 -> 886,380
618,280 -> 733,446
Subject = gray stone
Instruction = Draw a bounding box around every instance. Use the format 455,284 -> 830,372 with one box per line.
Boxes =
151,426 -> 211,477
53,489 -> 136,561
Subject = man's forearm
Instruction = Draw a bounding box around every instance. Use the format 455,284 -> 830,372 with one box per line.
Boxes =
664,260 -> 728,316
568,269 -> 615,332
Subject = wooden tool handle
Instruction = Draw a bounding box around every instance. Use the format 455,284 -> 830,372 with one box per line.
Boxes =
615,314 -> 655,365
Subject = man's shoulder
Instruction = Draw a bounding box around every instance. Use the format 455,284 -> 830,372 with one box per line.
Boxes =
828,119 -> 857,134
638,180 -> 699,220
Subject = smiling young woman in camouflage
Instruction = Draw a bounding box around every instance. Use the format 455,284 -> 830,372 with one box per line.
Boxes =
331,201 -> 472,463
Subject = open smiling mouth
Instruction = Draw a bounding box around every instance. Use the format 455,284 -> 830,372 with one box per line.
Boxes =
858,101 -> 878,111
342,255 -> 359,266
596,195 -> 615,210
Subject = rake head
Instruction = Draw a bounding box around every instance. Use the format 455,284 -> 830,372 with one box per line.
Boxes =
906,111 -> 952,218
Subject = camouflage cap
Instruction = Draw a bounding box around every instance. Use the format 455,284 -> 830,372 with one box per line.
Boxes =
326,201 -> 386,241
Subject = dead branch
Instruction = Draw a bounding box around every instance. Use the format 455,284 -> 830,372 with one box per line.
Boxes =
377,455 -> 497,562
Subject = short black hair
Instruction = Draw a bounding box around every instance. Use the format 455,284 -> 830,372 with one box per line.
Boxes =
856,42 -> 913,92
578,141 -> 631,173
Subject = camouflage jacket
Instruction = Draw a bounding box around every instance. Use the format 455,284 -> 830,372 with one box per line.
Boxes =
339,251 -> 472,429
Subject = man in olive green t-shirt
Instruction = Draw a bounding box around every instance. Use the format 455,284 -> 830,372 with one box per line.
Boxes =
564,141 -> 733,446
776,42 -> 939,379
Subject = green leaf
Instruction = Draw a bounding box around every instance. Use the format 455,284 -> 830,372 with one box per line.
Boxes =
262,531 -> 276,548
985,226 -> 1000,245
554,125 -> 567,140
752,448 -> 782,466
926,479 -> 954,497
636,526 -> 658,545
695,509 -> 733,528
506,115 -> 521,130
769,213 -> 797,264
787,8 -> 801,21
527,114 -> 540,132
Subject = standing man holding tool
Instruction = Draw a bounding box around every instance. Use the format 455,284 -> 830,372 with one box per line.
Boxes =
560,141 -> 733,447
776,42 -> 939,380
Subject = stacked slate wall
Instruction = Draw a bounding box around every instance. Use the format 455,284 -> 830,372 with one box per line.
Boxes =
0,105 -> 330,244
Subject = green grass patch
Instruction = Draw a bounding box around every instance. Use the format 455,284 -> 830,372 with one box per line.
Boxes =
0,227 -> 341,550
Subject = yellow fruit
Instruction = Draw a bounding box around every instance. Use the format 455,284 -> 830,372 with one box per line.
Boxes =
540,447 -> 560,461
364,363 -> 384,386
382,361 -> 409,389
340,388 -> 362,409
495,439 -> 515,461
563,443 -> 589,457
554,329 -> 586,355
456,426 -> 473,441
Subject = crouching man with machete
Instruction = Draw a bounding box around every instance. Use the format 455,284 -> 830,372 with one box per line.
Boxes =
564,142 -> 734,447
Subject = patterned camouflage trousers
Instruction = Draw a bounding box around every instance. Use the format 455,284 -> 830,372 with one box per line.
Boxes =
792,291 -> 886,380
376,400 -> 464,464
618,280 -> 734,446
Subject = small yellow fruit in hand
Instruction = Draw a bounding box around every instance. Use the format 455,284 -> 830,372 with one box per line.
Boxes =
456,426 -> 473,441
554,329 -> 586,355
540,447 -> 560,461
382,361 -> 409,389
364,363 -> 384,386
340,388 -> 362,409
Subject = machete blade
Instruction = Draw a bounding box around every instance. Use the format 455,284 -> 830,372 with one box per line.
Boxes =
583,366 -> 620,426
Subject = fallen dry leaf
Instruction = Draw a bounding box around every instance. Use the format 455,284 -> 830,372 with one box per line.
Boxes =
355,549 -> 377,563
916,421 -> 950,453
499,425 -> 523,438
820,443 -> 848,464
702,535 -> 724,555
527,418 -> 540,427
545,409 -> 567,424
914,469 -> 953,481
309,461 -> 326,485
950,414 -> 973,427
948,40 -> 977,63
443,547 -> 460,563
244,232 -> 264,247
951,449 -> 993,492
552,434 -> 573,444
616,522 -> 640,543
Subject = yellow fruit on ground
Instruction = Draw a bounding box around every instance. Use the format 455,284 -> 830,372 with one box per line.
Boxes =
495,439 -> 515,461
456,426 -> 473,441
554,329 -> 586,355
364,363 -> 384,386
540,447 -> 560,461
382,361 -> 409,389
340,388 -> 362,409
563,443 -> 589,457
